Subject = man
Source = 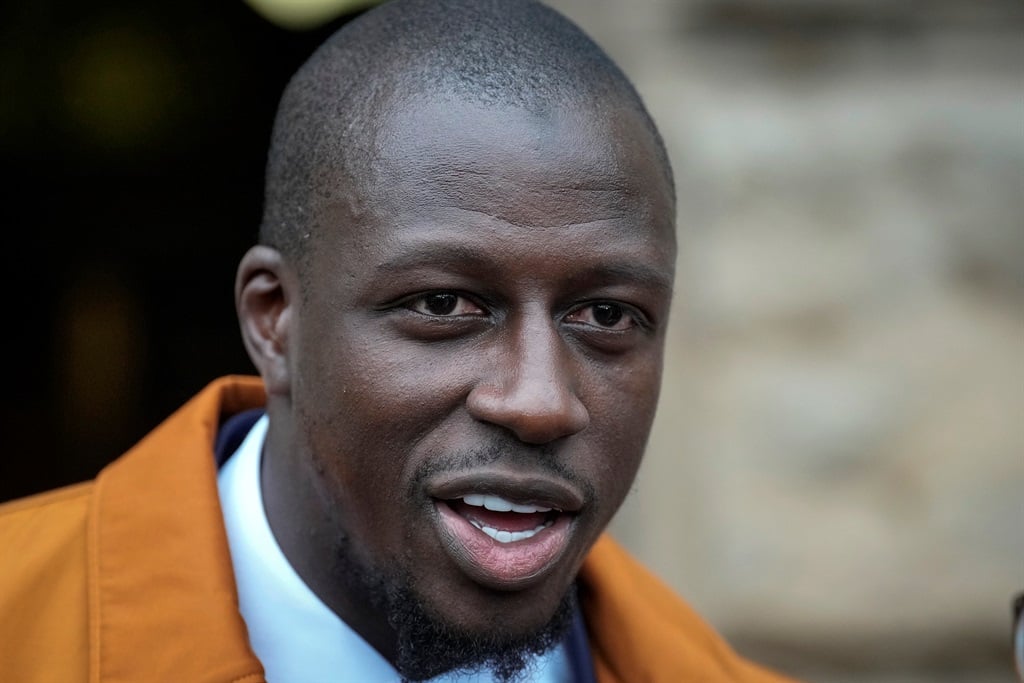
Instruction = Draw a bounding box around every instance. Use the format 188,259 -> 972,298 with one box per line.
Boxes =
0,1 -> 795,681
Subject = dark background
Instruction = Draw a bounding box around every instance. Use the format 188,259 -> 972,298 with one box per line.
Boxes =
0,1 -> 363,502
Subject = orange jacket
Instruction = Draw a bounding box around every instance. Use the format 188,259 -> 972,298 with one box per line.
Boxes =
0,376 -> 795,683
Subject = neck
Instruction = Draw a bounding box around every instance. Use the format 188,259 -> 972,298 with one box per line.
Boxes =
260,411 -> 400,662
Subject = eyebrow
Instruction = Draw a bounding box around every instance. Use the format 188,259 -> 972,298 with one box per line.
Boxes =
375,244 -> 493,275
568,262 -> 674,297
374,243 -> 674,295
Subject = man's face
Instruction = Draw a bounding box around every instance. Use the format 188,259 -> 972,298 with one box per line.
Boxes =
285,95 -> 675,668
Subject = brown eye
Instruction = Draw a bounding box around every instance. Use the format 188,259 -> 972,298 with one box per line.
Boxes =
592,303 -> 623,328
424,293 -> 457,315
565,302 -> 638,331
407,292 -> 485,317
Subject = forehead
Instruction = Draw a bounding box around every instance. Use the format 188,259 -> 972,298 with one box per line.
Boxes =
305,96 -> 676,296
360,95 -> 675,237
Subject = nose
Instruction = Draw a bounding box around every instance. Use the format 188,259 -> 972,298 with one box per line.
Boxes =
466,316 -> 589,444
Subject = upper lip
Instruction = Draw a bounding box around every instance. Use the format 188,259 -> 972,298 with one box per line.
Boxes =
426,468 -> 585,513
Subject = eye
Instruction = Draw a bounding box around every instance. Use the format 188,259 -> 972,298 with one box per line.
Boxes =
565,302 -> 638,331
406,292 -> 485,317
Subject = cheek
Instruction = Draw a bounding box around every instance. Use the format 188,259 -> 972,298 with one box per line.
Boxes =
580,354 -> 664,495
586,347 -> 663,426
336,335 -> 479,436
295,332 -> 472,517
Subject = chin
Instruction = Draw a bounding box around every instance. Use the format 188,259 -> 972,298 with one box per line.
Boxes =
390,576 -> 579,682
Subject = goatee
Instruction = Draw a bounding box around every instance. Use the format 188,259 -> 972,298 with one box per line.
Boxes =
335,534 -> 577,683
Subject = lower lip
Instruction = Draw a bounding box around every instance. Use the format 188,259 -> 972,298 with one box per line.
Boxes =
433,501 -> 573,591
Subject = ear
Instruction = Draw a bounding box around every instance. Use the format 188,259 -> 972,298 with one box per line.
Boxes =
235,245 -> 297,397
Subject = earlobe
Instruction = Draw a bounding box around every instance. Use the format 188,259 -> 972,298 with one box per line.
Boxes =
235,245 -> 296,396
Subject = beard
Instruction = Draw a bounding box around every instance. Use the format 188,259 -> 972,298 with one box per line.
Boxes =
328,437 -> 592,681
334,532 -> 577,683
387,578 -> 577,682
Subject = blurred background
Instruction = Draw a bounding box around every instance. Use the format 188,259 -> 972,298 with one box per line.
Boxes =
1,1 -> 1020,681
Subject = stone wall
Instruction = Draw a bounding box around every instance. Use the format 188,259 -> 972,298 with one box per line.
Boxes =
546,1 -> 1024,680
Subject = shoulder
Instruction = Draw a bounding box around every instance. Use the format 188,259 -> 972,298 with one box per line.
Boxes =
579,535 -> 798,683
0,481 -> 93,551
0,480 -> 93,515
0,482 -> 94,603
0,482 -> 93,682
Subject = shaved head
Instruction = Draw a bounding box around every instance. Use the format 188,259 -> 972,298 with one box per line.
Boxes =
259,0 -> 674,267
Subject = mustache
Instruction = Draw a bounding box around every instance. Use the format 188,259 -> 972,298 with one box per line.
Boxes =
411,437 -> 595,503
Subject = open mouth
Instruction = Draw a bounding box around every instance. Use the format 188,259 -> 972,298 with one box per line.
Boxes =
446,494 -> 559,543
429,483 -> 581,591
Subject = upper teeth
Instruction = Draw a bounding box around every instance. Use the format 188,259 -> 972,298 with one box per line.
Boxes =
462,494 -> 552,514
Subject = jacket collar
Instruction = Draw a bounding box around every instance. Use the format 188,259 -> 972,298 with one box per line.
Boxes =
89,376 -> 267,683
